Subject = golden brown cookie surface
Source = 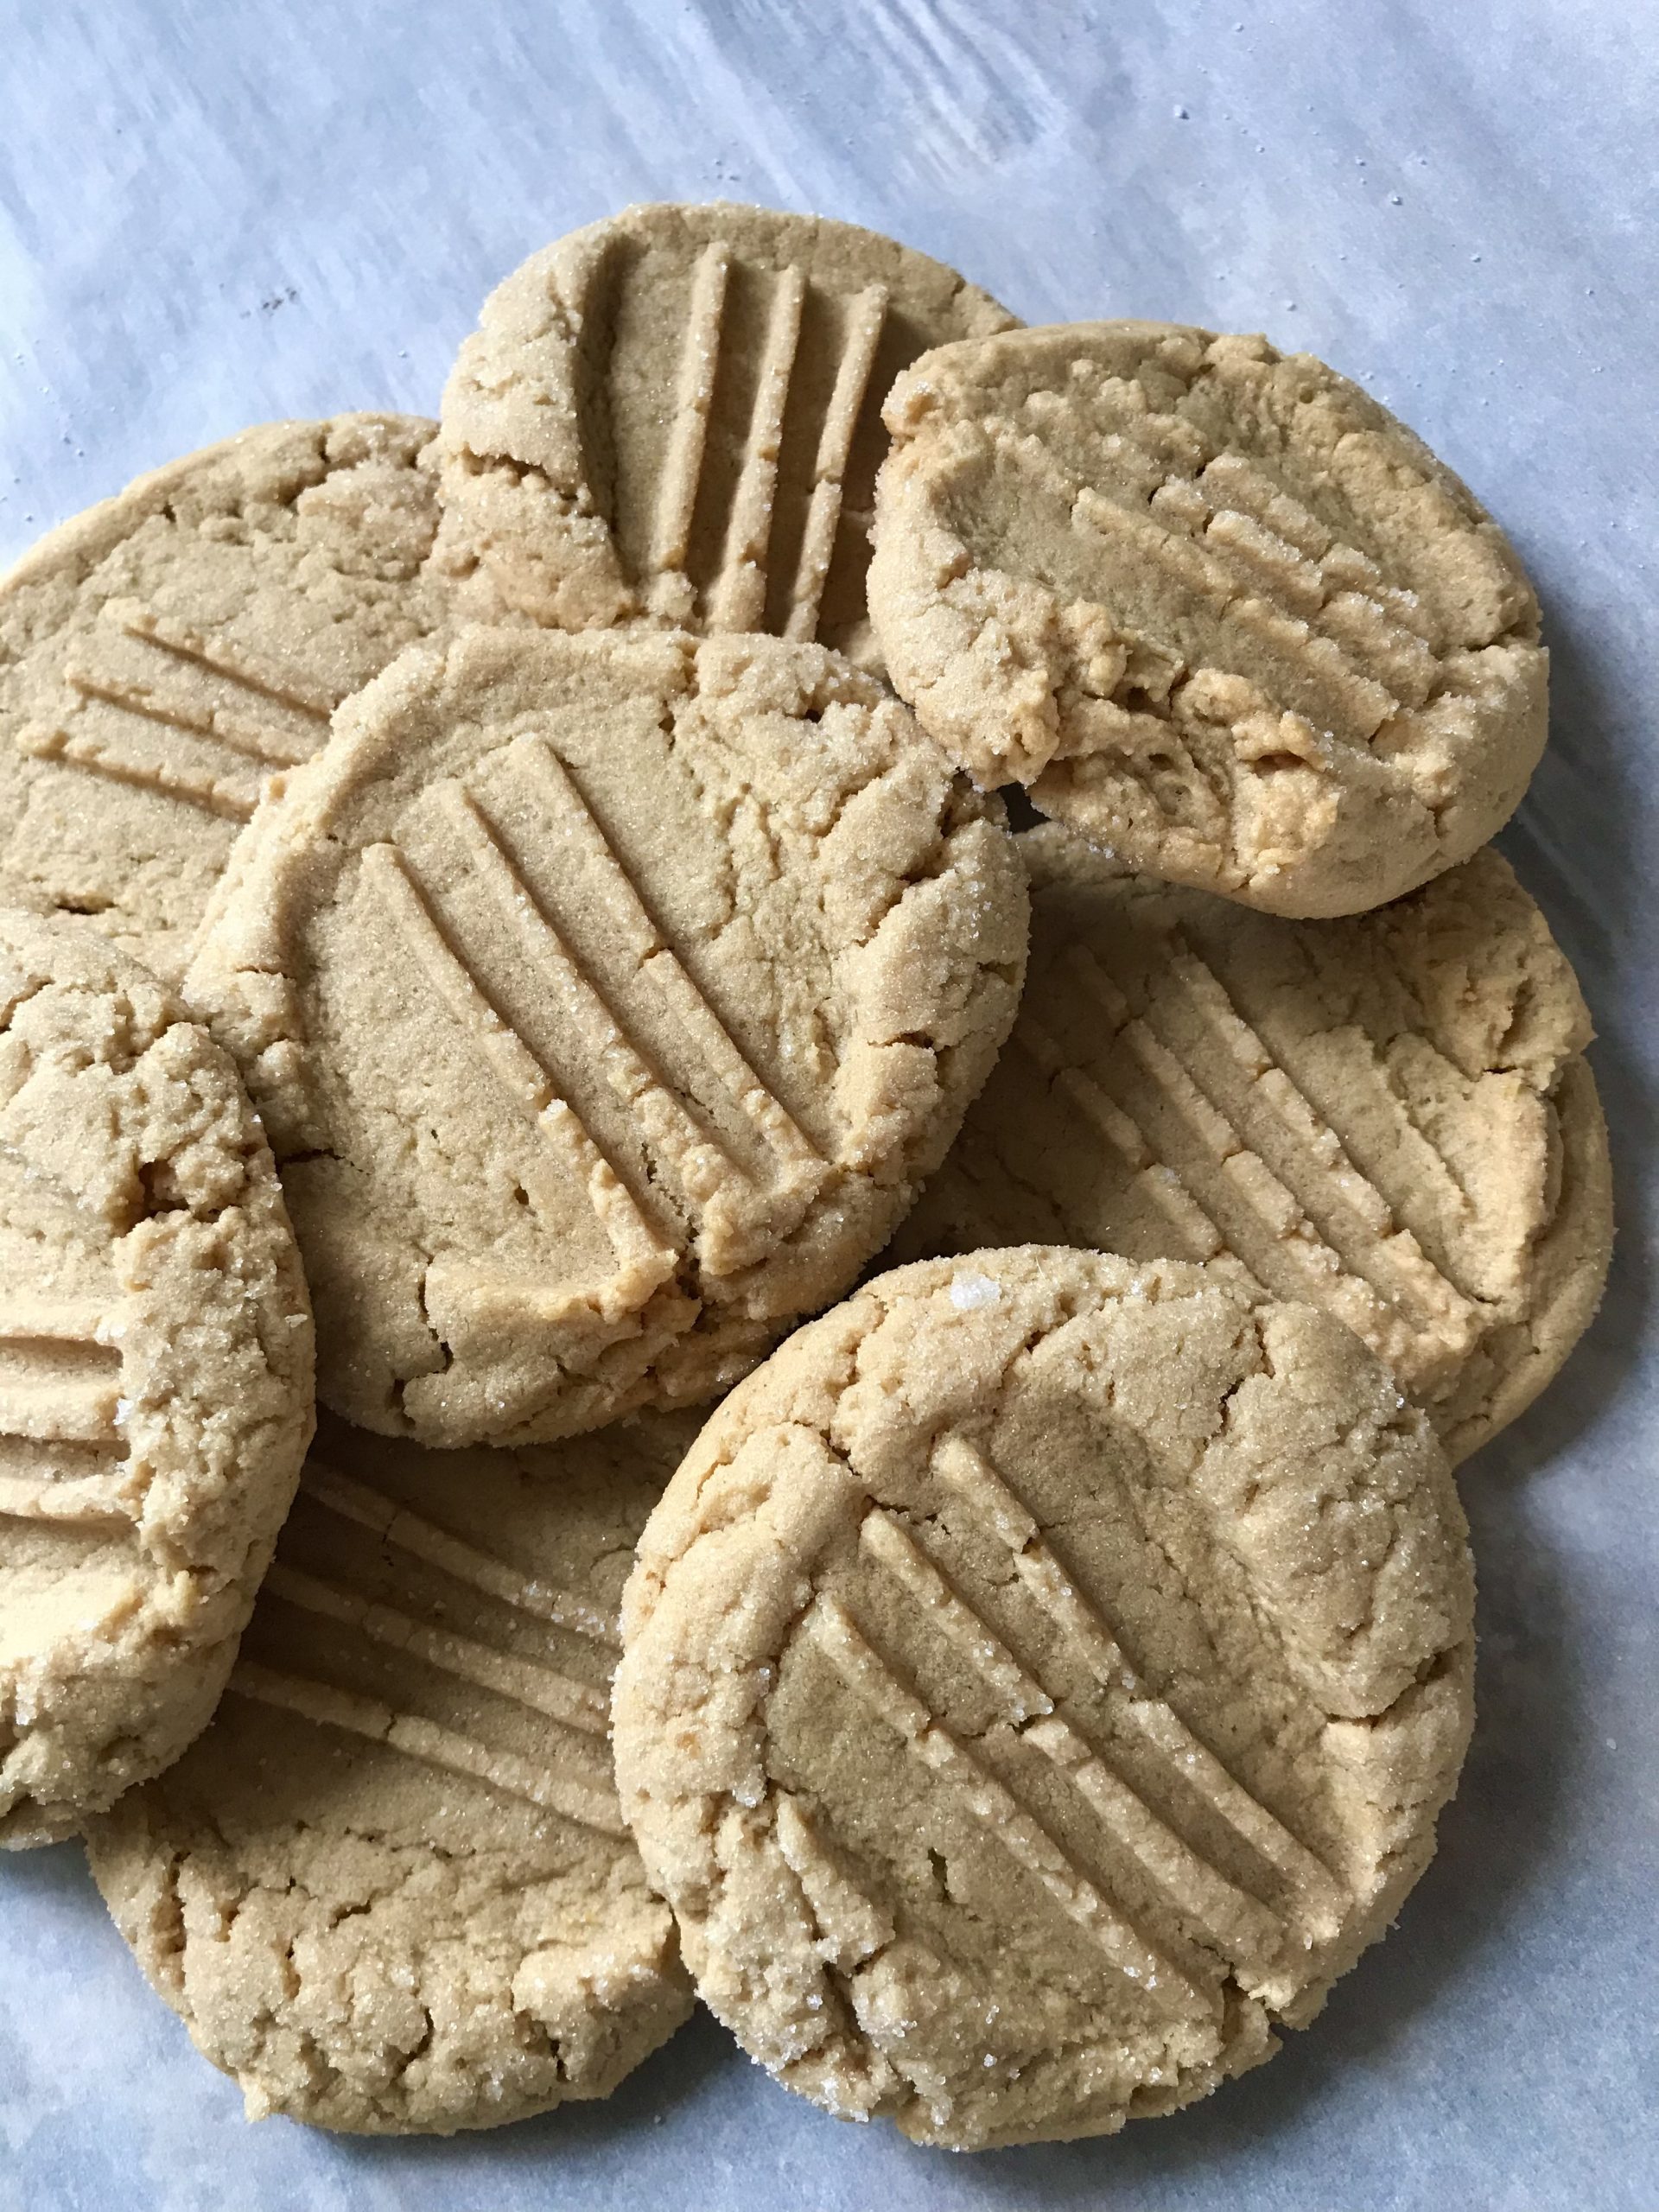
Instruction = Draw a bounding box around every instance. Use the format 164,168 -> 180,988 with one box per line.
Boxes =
613,1249 -> 1475,2150
869,322 -> 1546,915
436,201 -> 1016,665
0,416 -> 456,979
0,910 -> 313,1847
893,827 -> 1612,1463
186,626 -> 1027,1446
88,1412 -> 695,2133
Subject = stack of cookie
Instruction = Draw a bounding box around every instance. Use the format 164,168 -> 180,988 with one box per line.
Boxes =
0,203 -> 1610,2152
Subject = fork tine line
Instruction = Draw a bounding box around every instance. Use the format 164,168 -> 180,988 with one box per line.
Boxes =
302,1460 -> 622,1647
707,263 -> 806,634
784,283 -> 888,641
652,238 -> 731,581
228,1661 -> 627,1836
0,1297 -> 126,1459
0,1468 -> 136,1522
106,602 -> 338,719
15,724 -> 260,820
772,1791 -> 897,1970
361,839 -> 677,1294
264,1562 -> 613,1737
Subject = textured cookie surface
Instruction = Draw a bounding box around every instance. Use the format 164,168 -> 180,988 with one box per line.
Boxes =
0,910 -> 313,1847
614,1249 -> 1475,2150
436,200 -> 1016,665
0,416 -> 455,978
89,1413 -> 696,2134
894,829 -> 1611,1463
186,625 -> 1026,1446
869,322 -> 1546,915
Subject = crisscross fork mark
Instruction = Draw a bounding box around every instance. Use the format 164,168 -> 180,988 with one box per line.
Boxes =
435,763 -> 822,1263
1046,937 -> 1478,1384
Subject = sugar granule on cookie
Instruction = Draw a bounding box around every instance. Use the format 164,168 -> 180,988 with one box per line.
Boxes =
614,1247 -> 1475,2150
868,321 -> 1546,916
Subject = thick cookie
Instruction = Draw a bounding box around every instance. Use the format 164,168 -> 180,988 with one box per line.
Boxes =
893,828 -> 1612,1464
614,1249 -> 1475,2150
0,911 -> 313,1847
0,416 -> 456,978
435,201 -> 1016,664
186,626 -> 1027,1446
869,322 -> 1546,915
88,1413 -> 696,2133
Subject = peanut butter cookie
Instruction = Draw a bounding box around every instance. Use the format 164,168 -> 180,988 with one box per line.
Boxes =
869,323 -> 1545,915
893,829 -> 1611,1463
186,626 -> 1027,1446
89,1413 -> 695,2133
614,1248 -> 1475,2149
0,910 -> 312,1846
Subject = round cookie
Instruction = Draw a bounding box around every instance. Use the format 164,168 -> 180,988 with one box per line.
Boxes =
893,827 -> 1612,1464
185,625 -> 1027,1447
88,1411 -> 696,2133
0,415 -> 457,979
868,321 -> 1546,916
613,1248 -> 1476,2152
0,910 -> 313,1847
435,200 -> 1017,664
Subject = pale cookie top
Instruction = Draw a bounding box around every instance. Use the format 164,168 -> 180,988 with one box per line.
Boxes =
894,829 -> 1611,1465
89,1411 -> 696,2134
868,322 -> 1547,916
614,1249 -> 1475,2151
0,415 -> 455,979
436,200 -> 1016,665
0,910 -> 313,1847
186,626 -> 1027,1448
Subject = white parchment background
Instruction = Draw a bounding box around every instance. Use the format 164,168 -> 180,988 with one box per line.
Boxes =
1,3 -> 1654,2206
